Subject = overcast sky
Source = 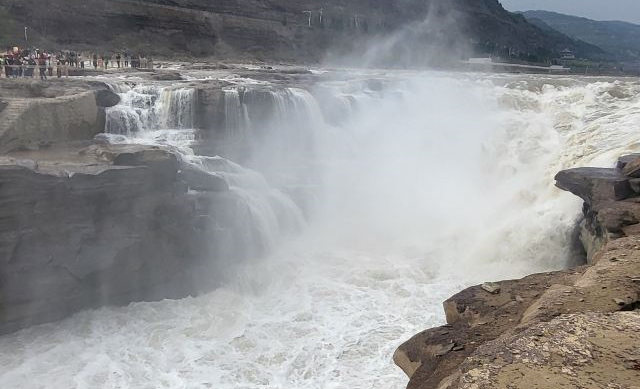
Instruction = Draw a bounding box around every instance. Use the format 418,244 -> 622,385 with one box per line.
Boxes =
500,0 -> 640,24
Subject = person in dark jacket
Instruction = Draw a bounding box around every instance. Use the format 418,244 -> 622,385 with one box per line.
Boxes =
3,56 -> 11,78
47,53 -> 53,77
38,54 -> 47,80
15,57 -> 23,78
24,57 -> 36,78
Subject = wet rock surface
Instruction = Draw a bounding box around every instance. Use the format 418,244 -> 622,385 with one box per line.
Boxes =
396,155 -> 640,389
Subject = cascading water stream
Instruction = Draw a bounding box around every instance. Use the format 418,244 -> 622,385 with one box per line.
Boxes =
2,71 -> 640,389
223,88 -> 250,139
105,85 -> 196,135
156,88 -> 196,130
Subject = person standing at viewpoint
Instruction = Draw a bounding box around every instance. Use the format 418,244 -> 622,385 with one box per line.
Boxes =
38,54 -> 47,80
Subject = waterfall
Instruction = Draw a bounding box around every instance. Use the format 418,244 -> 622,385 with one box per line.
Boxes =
104,81 -> 307,258
105,84 -> 159,135
105,85 -> 196,135
157,88 -> 196,129
223,88 -> 250,139
221,87 -> 324,142
219,87 -> 327,189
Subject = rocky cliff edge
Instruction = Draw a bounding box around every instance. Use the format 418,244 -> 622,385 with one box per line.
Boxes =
395,157 -> 640,389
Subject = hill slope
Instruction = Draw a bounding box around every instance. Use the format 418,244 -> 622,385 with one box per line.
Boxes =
0,0 -> 603,64
522,10 -> 640,61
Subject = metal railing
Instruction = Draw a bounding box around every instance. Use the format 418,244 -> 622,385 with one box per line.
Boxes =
1,62 -> 153,78
2,64 -> 69,78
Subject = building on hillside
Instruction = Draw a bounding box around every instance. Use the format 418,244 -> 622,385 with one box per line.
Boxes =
560,49 -> 575,60
468,57 -> 493,64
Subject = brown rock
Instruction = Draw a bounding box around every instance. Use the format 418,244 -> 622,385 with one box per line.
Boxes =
622,157 -> 640,178
629,178 -> 640,193
616,154 -> 640,170
555,167 -> 633,204
450,312 -> 640,389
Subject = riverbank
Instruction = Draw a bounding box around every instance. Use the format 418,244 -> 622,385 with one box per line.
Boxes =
395,161 -> 640,388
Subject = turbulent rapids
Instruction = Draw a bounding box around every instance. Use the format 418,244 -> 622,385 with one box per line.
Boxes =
2,70 -> 640,389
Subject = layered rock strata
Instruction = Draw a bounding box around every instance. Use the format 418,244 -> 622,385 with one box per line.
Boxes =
395,155 -> 640,389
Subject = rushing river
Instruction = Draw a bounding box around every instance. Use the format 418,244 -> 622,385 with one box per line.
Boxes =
1,70 -> 640,389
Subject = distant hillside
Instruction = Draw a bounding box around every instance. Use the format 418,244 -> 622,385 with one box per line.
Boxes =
0,0 -> 603,64
452,1 -> 603,62
522,10 -> 640,61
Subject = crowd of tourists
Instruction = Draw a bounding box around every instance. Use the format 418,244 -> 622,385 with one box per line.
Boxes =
1,46 -> 154,80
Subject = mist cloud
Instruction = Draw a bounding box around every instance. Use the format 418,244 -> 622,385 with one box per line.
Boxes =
324,0 -> 471,68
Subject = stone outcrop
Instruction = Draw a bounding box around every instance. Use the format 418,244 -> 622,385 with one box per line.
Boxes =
0,79 -> 120,153
395,155 -> 640,389
554,167 -> 634,204
556,158 -> 640,262
0,143 -> 251,334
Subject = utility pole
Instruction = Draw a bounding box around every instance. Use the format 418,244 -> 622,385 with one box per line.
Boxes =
319,8 -> 323,25
303,11 -> 312,28
24,27 -> 29,47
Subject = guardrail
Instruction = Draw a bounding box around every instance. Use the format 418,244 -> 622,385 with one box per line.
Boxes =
1,62 -> 152,78
2,64 -> 67,78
